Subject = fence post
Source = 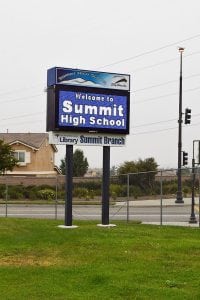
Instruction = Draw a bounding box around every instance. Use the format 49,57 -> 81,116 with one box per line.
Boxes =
55,175 -> 58,220
127,174 -> 130,223
5,175 -> 8,217
160,170 -> 163,226
198,167 -> 200,228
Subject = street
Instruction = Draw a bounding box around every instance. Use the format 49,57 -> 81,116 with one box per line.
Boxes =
0,202 -> 199,224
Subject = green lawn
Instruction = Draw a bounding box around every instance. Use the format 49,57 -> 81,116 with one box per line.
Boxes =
0,218 -> 200,299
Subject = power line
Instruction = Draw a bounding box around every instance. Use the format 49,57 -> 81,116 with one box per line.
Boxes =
130,125 -> 179,136
135,85 -> 200,104
133,72 -> 200,93
1,119 -> 45,127
0,50 -> 199,99
0,46 -> 200,101
0,111 -> 45,122
1,82 -> 199,107
130,120 -> 200,136
131,125 -> 178,135
131,50 -> 200,74
0,35 -> 200,127
0,93 -> 44,104
98,33 -> 200,69
132,118 -> 177,128
2,113 -> 200,133
0,84 -> 43,97
131,112 -> 200,129
1,102 -> 200,130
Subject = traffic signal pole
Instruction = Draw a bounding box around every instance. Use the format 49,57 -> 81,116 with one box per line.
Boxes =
189,140 -> 198,223
189,157 -> 197,223
176,47 -> 184,204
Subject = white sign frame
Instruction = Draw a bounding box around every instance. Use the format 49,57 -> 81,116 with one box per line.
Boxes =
49,132 -> 126,147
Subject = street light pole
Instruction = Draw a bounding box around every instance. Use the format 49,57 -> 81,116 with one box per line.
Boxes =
176,47 -> 184,203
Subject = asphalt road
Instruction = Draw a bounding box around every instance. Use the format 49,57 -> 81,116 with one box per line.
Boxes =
0,203 -> 199,223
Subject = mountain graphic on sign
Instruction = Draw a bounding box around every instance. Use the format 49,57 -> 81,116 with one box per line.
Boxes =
111,76 -> 128,87
60,78 -> 103,87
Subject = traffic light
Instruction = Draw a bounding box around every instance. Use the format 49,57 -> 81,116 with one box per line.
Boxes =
182,151 -> 188,166
198,141 -> 200,165
185,108 -> 191,124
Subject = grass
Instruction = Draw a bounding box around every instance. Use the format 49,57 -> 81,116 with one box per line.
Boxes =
0,219 -> 200,299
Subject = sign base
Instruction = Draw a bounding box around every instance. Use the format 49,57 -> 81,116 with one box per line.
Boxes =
97,224 -> 116,227
58,225 -> 78,229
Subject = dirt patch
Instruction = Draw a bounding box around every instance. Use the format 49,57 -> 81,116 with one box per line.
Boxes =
0,253 -> 83,267
0,255 -> 59,266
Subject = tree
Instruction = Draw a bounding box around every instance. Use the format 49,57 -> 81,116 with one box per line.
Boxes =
59,149 -> 89,177
0,140 -> 18,175
118,157 -> 158,175
117,157 -> 158,191
59,158 -> 65,175
110,165 -> 118,176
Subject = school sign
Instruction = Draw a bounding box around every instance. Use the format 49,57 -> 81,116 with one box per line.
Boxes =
46,67 -> 130,145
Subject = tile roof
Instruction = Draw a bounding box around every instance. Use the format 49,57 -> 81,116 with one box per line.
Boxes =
0,133 -> 48,149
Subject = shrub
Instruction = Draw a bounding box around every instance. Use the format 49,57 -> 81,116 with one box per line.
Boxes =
73,181 -> 102,191
73,187 -> 89,199
111,191 -> 117,200
0,184 -> 6,198
110,184 -> 124,198
183,186 -> 190,197
109,184 -> 129,198
162,182 -> 177,195
57,190 -> 65,200
37,189 -> 56,201
129,185 -> 143,198
89,189 -> 95,199
5,185 -> 25,200
8,191 -> 23,199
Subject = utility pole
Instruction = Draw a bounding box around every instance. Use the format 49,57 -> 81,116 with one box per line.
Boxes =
176,47 -> 185,203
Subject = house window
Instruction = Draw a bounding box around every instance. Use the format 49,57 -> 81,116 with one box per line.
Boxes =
14,151 -> 25,163
14,151 -> 31,166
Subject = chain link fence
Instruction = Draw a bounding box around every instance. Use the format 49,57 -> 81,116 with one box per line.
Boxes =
0,168 -> 200,226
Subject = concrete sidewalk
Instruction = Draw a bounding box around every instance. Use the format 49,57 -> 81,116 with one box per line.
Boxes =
116,197 -> 200,207
142,221 -> 199,227
115,197 -> 200,227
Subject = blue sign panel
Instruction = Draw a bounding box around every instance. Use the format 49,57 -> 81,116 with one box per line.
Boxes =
57,90 -> 129,133
47,67 -> 130,91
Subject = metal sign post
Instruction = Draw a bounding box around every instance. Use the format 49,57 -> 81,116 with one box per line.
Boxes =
102,146 -> 110,225
65,145 -> 73,226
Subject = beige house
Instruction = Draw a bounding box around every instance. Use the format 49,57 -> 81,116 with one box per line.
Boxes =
0,133 -> 60,176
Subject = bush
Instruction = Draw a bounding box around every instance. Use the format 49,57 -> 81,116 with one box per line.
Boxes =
129,185 -> 143,198
28,190 -> 38,200
73,181 -> 102,191
8,191 -> 23,199
57,190 -> 65,200
110,184 -> 124,198
183,186 -> 191,197
6,185 -> 25,200
37,189 -> 56,201
162,182 -> 177,195
73,187 -> 89,199
0,184 -> 6,198
89,189 -> 95,199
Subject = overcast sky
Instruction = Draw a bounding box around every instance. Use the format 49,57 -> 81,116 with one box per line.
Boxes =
1,0 -> 200,169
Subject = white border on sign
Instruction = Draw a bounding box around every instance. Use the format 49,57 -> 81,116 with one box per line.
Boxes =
48,132 -> 126,147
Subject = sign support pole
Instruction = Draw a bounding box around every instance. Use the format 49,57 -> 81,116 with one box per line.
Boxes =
65,144 -> 73,226
101,146 -> 111,226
